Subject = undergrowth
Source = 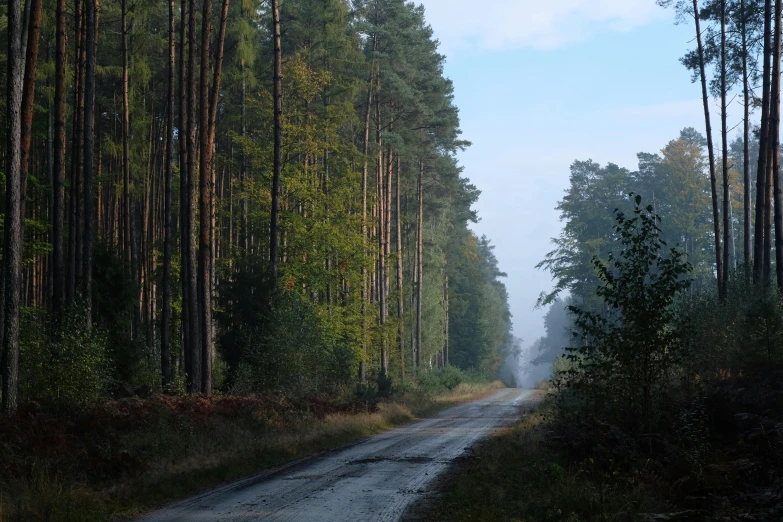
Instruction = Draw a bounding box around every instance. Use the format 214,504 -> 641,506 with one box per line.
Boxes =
407,398 -> 668,522
0,368 -> 500,521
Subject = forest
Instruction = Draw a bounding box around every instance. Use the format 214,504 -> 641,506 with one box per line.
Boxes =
448,0 -> 783,519
0,0 -> 520,517
0,0 -> 514,413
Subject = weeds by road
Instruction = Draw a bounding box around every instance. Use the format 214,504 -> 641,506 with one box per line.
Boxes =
0,369 -> 501,522
405,395 -> 668,522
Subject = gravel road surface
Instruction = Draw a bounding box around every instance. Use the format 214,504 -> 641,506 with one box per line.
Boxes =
138,388 -> 534,522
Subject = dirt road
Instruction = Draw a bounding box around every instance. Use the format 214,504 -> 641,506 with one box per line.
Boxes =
138,388 -> 534,522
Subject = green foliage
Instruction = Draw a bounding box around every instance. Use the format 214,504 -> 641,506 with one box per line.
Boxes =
565,194 -> 692,432
229,287 -> 360,396
679,276 -> 783,374
20,308 -> 111,406
538,130 -> 716,307
92,242 -> 160,388
1,0 -> 512,407
416,366 -> 478,394
447,231 -> 512,376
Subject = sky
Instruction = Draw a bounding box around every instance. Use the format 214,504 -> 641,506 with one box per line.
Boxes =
417,0 -> 743,345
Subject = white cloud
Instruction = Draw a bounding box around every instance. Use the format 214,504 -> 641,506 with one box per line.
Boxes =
419,0 -> 667,53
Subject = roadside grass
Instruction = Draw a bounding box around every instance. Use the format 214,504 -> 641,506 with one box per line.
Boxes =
408,397 -> 669,522
0,376 -> 502,522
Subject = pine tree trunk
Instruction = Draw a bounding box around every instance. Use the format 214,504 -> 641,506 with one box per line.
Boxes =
19,0 -> 41,244
742,0 -> 752,273
67,1 -> 84,305
416,159 -> 423,370
239,60 -> 247,251
75,4 -> 86,296
756,0 -> 774,284
376,90 -> 388,384
721,0 -> 731,292
765,146 -> 773,279
18,0 -> 42,329
162,0 -> 175,387
269,0 -> 282,282
185,0 -> 201,393
197,0 -> 229,396
443,274 -> 449,365
692,0 -> 723,293
179,0 -> 191,385
197,0 -> 214,396
83,0 -> 96,325
52,38 -> 65,311
359,85 -> 372,383
396,155 -> 404,381
2,0 -> 25,413
772,0 -> 783,289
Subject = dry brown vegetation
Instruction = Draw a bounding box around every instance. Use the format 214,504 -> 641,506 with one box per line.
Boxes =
0,380 -> 501,521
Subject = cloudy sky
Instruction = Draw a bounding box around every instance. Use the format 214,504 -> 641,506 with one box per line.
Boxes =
417,1 -> 735,344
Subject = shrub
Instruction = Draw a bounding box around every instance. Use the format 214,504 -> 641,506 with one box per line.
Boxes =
20,307 -> 111,406
565,194 -> 692,433
230,289 -> 359,396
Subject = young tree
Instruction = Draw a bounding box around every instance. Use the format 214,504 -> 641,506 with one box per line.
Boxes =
567,195 -> 692,434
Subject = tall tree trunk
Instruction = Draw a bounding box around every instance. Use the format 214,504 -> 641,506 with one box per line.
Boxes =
772,0 -> 783,289
179,0 -> 191,385
18,0 -> 42,333
75,4 -> 86,296
443,274 -> 449,365
396,155 -> 404,381
359,36 -> 375,384
197,0 -> 214,397
693,0 -> 723,293
416,159 -> 423,370
756,0 -> 774,284
270,0 -> 282,282
198,0 -> 230,396
19,0 -> 42,246
53,0 -> 66,318
721,0 -> 731,292
67,0 -> 84,305
186,0 -> 201,393
239,59 -> 247,251
83,0 -> 96,325
2,0 -> 24,413
742,0 -> 752,274
121,0 -> 140,338
162,0 -> 175,387
765,145 -> 774,279
376,89 -> 388,384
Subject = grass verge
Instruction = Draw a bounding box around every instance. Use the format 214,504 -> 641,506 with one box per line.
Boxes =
0,378 -> 502,522
406,395 -> 669,522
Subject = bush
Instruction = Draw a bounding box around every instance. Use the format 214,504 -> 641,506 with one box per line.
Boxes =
229,289 -> 359,396
565,194 -> 692,433
20,307 -> 111,406
416,366 -> 477,395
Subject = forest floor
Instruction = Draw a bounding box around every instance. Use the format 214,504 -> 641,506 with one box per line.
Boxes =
0,381 -> 502,522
